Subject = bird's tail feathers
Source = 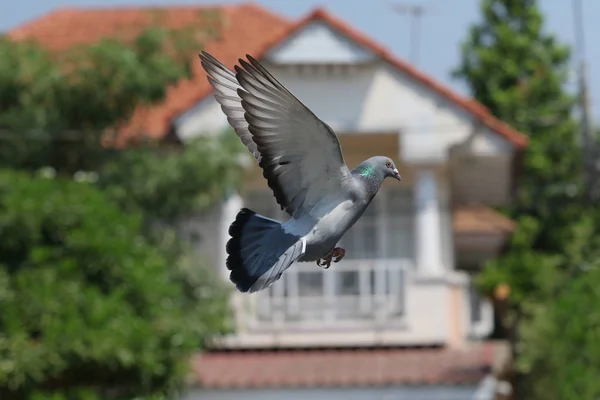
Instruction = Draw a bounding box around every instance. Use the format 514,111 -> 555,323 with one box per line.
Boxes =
226,208 -> 304,293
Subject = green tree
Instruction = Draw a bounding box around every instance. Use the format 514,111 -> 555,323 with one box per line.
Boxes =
0,25 -> 193,174
0,15 -> 243,218
99,133 -> 243,222
454,0 -> 580,300
453,0 -> 599,398
514,217 -> 600,400
0,170 -> 231,399
0,12 -> 241,399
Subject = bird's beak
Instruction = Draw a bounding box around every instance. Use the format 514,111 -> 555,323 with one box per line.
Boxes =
392,168 -> 402,181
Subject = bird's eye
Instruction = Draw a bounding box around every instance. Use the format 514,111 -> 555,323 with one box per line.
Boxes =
385,161 -> 392,169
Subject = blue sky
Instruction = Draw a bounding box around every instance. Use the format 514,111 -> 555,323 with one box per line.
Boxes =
1,0 -> 598,121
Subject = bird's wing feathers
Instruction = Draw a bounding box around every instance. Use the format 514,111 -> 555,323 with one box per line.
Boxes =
200,51 -> 351,218
199,52 -> 261,162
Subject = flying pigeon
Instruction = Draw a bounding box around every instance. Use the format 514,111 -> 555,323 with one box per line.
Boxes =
199,51 -> 402,293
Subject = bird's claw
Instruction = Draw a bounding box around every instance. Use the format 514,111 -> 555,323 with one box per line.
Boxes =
332,247 -> 345,263
316,247 -> 346,269
317,257 -> 331,269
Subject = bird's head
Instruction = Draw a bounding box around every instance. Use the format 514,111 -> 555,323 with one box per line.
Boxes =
374,156 -> 402,182
354,156 -> 402,183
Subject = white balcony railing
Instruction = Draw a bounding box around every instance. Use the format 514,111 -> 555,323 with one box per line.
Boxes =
243,259 -> 413,331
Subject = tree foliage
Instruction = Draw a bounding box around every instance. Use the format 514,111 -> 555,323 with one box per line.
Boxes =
0,170 -> 231,399
517,218 -> 600,400
454,0 -> 581,305
454,0 -> 600,397
0,25 -> 194,174
0,12 -> 240,399
99,133 -> 243,222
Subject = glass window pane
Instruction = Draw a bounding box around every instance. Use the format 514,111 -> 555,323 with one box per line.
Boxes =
298,271 -> 323,296
469,282 -> 482,322
387,188 -> 413,217
336,270 -> 359,295
385,217 -> 414,259
363,223 -> 377,259
342,224 -> 361,259
343,220 -> 379,260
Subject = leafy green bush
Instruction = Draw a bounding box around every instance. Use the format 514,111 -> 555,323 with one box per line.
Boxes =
0,170 -> 231,399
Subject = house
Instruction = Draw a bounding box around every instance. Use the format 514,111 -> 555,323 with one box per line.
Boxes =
10,3 -> 527,399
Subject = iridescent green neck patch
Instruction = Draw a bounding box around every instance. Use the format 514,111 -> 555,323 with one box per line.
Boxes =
357,164 -> 377,179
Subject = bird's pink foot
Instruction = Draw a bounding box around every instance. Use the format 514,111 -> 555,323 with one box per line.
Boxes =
316,247 -> 346,269
331,247 -> 345,263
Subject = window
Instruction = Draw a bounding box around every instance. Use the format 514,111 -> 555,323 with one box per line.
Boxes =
297,271 -> 323,296
385,188 -> 414,259
469,281 -> 482,323
342,202 -> 377,259
336,270 -> 359,296
340,188 -> 414,260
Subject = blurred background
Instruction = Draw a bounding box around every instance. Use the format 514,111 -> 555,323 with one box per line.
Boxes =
0,1 -> 597,399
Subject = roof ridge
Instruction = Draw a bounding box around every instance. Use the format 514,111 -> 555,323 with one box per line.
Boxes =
6,7 -> 75,35
45,3 -> 233,13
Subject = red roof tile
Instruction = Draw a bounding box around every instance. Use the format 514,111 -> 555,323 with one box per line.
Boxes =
8,4 -> 528,149
191,344 -> 494,388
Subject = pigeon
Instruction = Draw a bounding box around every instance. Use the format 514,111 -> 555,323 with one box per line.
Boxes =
199,51 -> 402,293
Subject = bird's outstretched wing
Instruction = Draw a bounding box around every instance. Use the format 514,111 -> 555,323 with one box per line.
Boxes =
200,51 -> 351,218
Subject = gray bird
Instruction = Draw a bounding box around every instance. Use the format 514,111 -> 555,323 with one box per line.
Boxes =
199,51 -> 402,293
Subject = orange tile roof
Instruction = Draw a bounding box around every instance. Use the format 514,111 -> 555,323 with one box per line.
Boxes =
8,4 -> 528,149
453,204 -> 517,235
8,3 -> 292,142
191,344 -> 494,388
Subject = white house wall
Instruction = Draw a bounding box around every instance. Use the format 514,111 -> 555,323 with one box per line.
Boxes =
259,64 -> 377,132
266,21 -> 375,64
175,98 -> 229,140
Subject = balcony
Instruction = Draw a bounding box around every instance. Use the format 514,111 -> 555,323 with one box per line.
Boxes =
216,257 -> 491,349
246,259 -> 411,331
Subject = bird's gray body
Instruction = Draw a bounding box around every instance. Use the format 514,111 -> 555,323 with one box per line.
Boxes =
199,51 -> 402,293
287,178 -> 370,262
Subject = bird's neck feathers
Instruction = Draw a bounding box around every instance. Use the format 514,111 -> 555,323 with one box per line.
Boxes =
352,163 -> 384,197
356,164 -> 378,179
